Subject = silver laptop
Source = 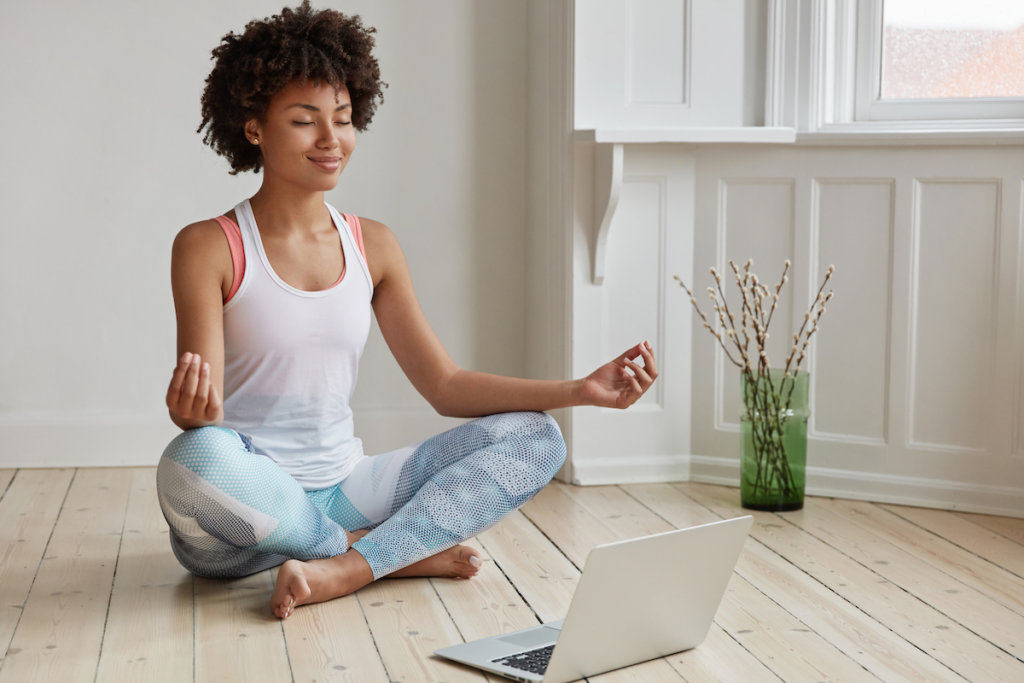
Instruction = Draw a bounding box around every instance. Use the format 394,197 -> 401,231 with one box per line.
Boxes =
435,515 -> 753,683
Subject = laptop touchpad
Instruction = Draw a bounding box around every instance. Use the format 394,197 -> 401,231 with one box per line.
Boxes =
498,627 -> 559,648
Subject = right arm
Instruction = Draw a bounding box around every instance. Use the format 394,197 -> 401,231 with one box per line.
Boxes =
165,220 -> 232,430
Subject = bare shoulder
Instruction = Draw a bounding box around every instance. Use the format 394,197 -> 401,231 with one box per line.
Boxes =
358,217 -> 400,251
173,218 -> 227,254
357,217 -> 405,286
171,218 -> 232,288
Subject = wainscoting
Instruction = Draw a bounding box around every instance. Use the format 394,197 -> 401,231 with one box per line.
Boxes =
690,144 -> 1024,515
560,140 -> 1024,516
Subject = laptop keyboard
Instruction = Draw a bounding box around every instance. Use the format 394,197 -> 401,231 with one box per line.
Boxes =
493,644 -> 555,674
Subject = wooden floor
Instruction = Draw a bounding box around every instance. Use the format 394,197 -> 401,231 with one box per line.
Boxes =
0,468 -> 1022,682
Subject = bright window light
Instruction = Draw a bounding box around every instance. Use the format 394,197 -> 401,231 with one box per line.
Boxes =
881,0 -> 1024,99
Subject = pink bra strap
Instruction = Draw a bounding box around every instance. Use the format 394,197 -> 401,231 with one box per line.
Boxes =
213,215 -> 245,304
343,213 -> 368,264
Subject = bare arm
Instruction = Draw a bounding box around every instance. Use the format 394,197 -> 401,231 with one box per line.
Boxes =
362,219 -> 657,418
165,220 -> 231,430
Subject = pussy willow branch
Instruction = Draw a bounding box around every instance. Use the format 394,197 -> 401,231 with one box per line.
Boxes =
676,260 -> 835,390
675,277 -> 745,368
782,265 -> 835,376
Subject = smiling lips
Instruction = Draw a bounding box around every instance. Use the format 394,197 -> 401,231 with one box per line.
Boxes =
309,156 -> 342,172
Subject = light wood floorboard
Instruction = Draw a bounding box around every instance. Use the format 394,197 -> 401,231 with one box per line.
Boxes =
0,468 -> 1021,682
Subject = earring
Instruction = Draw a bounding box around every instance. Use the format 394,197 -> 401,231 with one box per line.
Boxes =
252,137 -> 260,145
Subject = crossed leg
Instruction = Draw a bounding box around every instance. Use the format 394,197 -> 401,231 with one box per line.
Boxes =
156,413 -> 564,618
270,412 -> 565,618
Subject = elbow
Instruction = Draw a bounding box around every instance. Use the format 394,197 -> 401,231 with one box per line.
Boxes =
430,396 -> 465,419
424,369 -> 468,418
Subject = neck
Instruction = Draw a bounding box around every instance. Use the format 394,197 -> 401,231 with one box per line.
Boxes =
249,179 -> 329,235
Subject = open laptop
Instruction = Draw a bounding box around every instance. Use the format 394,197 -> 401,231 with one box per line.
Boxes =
435,515 -> 753,683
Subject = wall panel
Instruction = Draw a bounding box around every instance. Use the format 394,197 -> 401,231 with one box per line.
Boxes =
1018,178 -> 1024,459
568,147 -> 694,485
626,0 -> 688,105
812,180 -> 893,444
602,178 -> 665,409
716,179 -> 796,429
909,180 -> 1000,453
575,0 -> 748,128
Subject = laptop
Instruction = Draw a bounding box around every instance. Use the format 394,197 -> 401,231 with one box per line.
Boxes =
434,515 -> 753,683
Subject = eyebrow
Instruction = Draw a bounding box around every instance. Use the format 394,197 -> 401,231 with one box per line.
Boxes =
285,103 -> 351,112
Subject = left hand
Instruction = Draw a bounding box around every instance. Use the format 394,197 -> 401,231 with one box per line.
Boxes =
576,341 -> 658,409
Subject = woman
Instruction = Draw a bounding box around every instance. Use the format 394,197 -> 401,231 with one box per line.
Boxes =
157,1 -> 657,620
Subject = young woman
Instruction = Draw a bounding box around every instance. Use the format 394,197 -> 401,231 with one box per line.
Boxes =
157,1 -> 657,620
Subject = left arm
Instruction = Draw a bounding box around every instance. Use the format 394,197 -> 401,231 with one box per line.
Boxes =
362,218 -> 657,417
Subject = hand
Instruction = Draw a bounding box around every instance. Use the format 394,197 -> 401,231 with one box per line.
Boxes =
166,352 -> 222,427
577,341 -> 658,409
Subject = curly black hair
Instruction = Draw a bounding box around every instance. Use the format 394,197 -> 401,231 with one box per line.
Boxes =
198,1 -> 386,174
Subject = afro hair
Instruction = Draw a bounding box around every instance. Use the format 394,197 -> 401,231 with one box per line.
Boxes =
198,1 -> 386,174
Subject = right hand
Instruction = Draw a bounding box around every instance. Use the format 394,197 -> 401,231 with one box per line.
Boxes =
166,351 -> 222,427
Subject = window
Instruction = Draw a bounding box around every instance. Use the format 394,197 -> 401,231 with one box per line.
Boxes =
855,0 -> 1024,121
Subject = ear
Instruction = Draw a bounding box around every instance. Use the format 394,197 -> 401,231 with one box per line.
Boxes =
244,119 -> 262,145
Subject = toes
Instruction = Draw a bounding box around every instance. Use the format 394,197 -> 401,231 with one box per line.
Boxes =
458,546 -> 483,568
454,546 -> 483,577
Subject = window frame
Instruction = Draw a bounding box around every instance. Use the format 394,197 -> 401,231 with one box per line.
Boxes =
765,0 -> 1024,139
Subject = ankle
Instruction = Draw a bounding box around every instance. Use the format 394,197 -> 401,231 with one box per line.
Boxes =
320,549 -> 374,594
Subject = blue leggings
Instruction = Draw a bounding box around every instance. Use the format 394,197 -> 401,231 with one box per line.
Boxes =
156,412 -> 565,580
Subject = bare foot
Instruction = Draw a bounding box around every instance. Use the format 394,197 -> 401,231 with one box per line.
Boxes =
387,544 -> 483,580
269,539 -> 482,618
270,551 -> 374,619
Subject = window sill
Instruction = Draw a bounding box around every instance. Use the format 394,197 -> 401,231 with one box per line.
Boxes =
797,122 -> 1024,146
575,127 -> 797,144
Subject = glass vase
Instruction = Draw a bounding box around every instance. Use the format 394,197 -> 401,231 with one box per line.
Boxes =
739,369 -> 809,511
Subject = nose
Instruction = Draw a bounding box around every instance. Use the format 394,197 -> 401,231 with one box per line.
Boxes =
316,124 -> 340,150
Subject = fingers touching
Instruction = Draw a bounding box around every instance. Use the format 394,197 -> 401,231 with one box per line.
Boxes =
167,352 -> 222,423
614,341 -> 658,407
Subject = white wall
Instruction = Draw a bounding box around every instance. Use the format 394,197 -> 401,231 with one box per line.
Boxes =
0,0 -> 529,465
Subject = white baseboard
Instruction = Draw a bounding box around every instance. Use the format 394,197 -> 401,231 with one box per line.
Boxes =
689,455 -> 1024,518
569,454 -> 692,486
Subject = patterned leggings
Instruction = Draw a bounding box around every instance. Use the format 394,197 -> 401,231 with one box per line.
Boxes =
156,412 -> 565,580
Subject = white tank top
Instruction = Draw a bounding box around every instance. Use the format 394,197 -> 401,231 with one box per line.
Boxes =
221,199 -> 373,490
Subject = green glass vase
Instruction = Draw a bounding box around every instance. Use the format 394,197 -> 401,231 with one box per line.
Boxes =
739,369 -> 809,511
